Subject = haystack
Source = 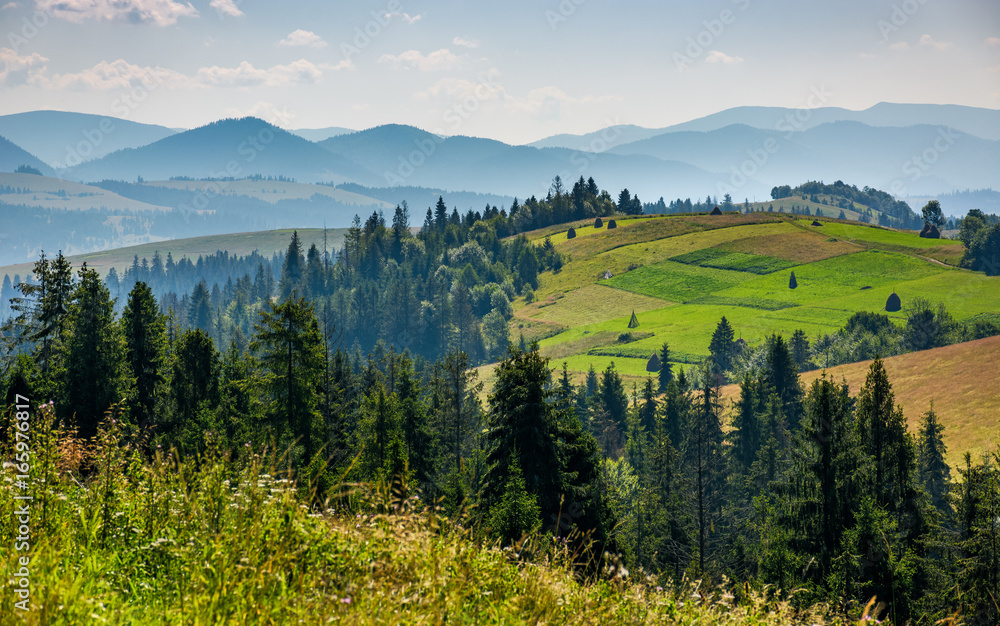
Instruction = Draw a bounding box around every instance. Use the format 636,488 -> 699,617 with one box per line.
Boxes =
646,352 -> 661,372
789,271 -> 798,289
709,206 -> 723,215
567,227 -> 577,239
628,310 -> 639,328
594,217 -> 604,228
919,223 -> 941,239
608,219 -> 617,229
602,270 -> 613,279
811,220 -> 823,226
885,291 -> 902,312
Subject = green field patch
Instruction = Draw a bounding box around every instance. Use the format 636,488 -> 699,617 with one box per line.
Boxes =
709,250 -> 939,308
604,260 -> 753,302
669,248 -> 798,274
803,220 -> 962,250
688,295 -> 798,310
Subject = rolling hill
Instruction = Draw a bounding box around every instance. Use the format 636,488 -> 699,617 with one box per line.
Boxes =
319,124 -> 723,200
0,135 -> 56,177
0,110 -> 177,167
0,227 -> 347,280
528,102 -> 1000,148
509,212 -> 994,381
65,117 -> 379,185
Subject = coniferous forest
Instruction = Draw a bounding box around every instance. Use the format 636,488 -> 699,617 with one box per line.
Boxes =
2,178 -> 1000,625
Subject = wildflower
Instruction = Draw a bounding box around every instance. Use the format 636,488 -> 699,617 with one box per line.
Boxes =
341,597 -> 352,604
656,586 -> 663,592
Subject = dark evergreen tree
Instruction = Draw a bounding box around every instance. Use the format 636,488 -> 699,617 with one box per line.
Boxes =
657,342 -> 673,392
122,281 -> 166,432
57,265 -> 125,439
251,295 -> 325,459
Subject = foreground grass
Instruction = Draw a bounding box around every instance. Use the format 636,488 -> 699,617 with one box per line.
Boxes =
2,416 -> 876,625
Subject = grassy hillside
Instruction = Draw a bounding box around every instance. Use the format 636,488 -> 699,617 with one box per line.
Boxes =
513,213 -> 991,385
0,228 -> 346,278
719,335 -> 1000,468
0,173 -> 170,212
148,179 -> 390,208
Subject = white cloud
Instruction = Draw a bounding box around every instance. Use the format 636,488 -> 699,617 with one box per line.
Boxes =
0,47 -> 47,82
278,29 -> 328,49
889,41 -> 910,51
704,50 -> 744,65
196,59 -> 323,86
378,48 -> 461,71
209,0 -> 242,18
986,37 -> 1000,47
452,36 -> 479,49
35,0 -> 198,26
29,58 -> 187,90
224,102 -> 295,127
919,34 -> 953,51
385,11 -> 421,24
415,76 -> 505,103
1,2 -> 20,10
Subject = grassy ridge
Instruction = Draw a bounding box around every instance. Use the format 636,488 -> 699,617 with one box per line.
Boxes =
0,228 -> 348,277
516,213 -> 998,395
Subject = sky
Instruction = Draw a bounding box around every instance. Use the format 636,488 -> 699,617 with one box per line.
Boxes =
0,0 -> 998,144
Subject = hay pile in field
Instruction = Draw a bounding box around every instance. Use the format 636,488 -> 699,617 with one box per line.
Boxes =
594,217 -> 604,228
646,352 -> 661,372
886,291 -> 902,312
628,310 -> 639,328
567,227 -> 576,239
710,206 -> 723,215
789,271 -> 798,289
920,223 -> 941,238
608,219 -> 617,229
602,270 -> 613,279
811,220 -> 823,226
860,285 -> 872,290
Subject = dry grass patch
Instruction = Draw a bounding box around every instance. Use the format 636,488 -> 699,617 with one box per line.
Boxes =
523,284 -> 673,327
717,231 -> 859,264
719,335 -> 1000,468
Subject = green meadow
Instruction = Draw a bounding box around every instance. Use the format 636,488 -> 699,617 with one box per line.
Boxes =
515,214 -> 998,382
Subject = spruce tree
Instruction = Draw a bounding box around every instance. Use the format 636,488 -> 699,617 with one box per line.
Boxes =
58,265 -> 125,439
917,403 -> 951,513
657,342 -> 673,392
482,345 -> 562,517
122,281 -> 166,432
251,295 -> 325,458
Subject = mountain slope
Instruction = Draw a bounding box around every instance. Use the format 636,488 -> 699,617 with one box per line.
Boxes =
66,117 -> 379,185
609,122 -> 999,197
320,124 -> 723,200
528,102 -> 1000,148
0,135 -> 56,176
0,110 -> 177,167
